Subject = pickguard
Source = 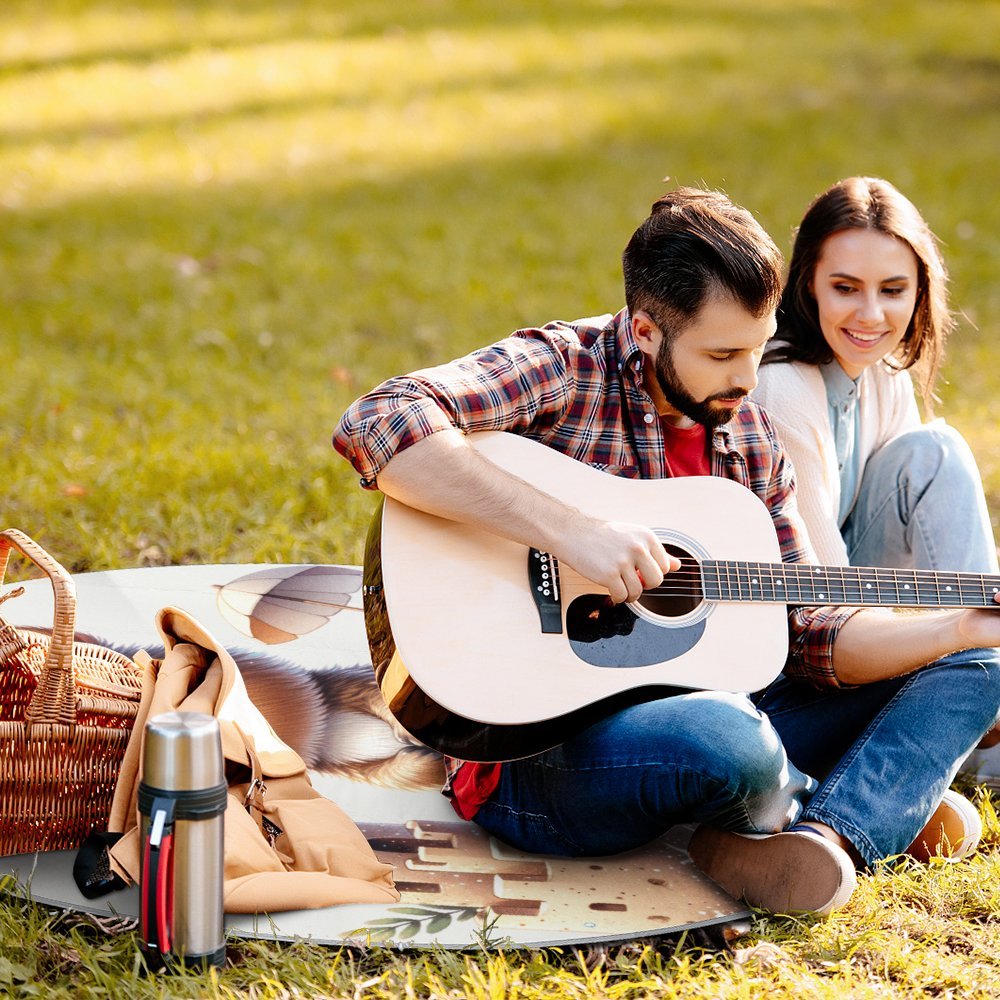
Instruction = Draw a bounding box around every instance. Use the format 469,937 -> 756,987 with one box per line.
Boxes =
566,594 -> 705,667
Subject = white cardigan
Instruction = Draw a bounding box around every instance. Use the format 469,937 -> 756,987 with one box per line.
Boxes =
752,359 -> 921,566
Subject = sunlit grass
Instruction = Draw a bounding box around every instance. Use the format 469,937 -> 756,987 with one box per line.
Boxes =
4,809 -> 1000,998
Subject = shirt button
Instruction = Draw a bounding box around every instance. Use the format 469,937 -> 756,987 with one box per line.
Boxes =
643,413 -> 655,424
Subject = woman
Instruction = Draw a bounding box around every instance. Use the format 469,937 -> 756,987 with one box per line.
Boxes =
753,176 -> 1000,858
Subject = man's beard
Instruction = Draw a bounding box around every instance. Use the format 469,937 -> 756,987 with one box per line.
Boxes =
654,339 -> 748,429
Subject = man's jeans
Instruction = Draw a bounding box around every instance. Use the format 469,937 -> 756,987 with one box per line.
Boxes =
756,647 -> 1000,865
476,649 -> 1000,868
474,690 -> 815,858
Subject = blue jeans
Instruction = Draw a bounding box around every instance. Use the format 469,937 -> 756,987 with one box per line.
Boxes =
475,649 -> 1000,867
841,422 -> 1000,786
843,423 -> 999,574
476,426 -> 1000,866
474,691 -> 816,857
755,647 -> 1000,865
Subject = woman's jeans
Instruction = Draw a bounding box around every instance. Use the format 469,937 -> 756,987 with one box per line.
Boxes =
842,422 -> 1000,783
842,422 -> 999,574
476,426 -> 1000,867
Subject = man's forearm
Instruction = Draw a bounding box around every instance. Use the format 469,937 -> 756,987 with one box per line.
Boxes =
375,428 -> 577,553
375,429 -> 676,604
832,607 -> 991,684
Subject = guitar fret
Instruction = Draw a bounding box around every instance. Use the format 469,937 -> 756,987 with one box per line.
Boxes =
767,564 -> 783,604
701,561 -> 717,601
961,573 -> 985,604
895,568 -> 920,606
789,565 -> 808,604
980,574 -> 1000,607
936,571 -> 963,607
840,566 -> 862,605
855,566 -> 878,605
706,562 -> 723,602
701,563 -> 1000,609
816,564 -> 843,604
756,562 -> 774,603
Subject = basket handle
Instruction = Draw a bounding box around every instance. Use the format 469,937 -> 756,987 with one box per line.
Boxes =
0,528 -> 78,728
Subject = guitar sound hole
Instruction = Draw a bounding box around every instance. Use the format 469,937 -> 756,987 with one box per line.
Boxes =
636,543 -> 703,618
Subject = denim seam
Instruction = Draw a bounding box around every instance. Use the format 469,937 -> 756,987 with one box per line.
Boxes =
799,671 -> 922,866
847,485 -> 916,564
480,801 -> 584,855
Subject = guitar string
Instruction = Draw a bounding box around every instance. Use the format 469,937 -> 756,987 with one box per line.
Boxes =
556,565 -> 1000,605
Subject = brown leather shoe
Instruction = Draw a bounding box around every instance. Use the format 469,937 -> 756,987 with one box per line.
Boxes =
907,789 -> 982,862
688,826 -> 857,915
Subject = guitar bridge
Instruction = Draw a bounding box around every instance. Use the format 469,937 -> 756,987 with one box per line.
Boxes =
528,549 -> 563,633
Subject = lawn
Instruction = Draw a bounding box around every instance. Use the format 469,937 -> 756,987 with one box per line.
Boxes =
3,0 -> 1000,996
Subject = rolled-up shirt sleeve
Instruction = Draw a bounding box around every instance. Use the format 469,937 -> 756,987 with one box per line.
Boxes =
333,331 -> 573,488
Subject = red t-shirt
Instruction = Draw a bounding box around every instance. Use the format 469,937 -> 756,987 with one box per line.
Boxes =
449,420 -> 710,820
659,419 -> 710,477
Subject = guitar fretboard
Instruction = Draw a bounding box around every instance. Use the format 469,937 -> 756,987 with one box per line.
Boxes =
701,561 -> 1000,609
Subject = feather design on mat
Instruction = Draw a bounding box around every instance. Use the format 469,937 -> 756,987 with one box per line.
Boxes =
213,566 -> 363,644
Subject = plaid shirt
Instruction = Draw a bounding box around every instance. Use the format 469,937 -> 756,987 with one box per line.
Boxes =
334,310 -> 859,803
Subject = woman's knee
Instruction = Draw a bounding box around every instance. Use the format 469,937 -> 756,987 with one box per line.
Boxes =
875,422 -> 979,487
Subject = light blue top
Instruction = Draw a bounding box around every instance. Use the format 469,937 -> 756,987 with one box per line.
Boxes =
820,360 -> 863,526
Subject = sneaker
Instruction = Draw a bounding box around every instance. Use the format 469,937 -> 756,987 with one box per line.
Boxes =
687,826 -> 857,915
906,789 -> 982,862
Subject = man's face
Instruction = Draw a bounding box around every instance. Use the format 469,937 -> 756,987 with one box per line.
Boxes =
636,291 -> 776,429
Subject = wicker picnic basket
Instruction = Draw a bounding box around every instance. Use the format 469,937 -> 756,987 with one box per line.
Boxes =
0,528 -> 144,856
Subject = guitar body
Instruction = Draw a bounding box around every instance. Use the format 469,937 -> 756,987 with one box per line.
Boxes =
364,432 -> 789,761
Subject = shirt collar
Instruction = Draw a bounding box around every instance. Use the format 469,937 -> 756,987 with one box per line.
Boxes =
820,359 -> 860,406
618,307 -> 736,455
616,308 -> 645,379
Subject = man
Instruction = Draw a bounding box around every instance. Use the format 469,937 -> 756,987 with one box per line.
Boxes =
333,188 -> 1000,915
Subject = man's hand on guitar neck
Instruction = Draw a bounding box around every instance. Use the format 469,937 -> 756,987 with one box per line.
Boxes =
375,428 -> 679,605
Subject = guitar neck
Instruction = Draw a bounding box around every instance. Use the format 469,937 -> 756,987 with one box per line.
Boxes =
701,561 -> 1000,609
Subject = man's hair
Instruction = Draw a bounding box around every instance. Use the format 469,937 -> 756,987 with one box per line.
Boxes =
765,176 -> 952,406
622,187 -> 784,341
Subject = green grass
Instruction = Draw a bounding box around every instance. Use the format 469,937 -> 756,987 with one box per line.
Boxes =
3,0 -> 1000,995
4,0 -> 1000,571
4,792 -> 1000,997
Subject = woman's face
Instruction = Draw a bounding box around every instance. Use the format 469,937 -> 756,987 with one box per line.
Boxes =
811,228 -> 919,379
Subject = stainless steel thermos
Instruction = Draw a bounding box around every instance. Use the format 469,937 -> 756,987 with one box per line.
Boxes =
139,711 -> 227,970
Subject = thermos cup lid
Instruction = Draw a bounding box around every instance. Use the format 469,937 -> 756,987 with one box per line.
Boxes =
142,711 -> 225,791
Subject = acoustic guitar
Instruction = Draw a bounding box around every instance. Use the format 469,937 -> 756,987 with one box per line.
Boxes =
362,431 -> 1000,762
